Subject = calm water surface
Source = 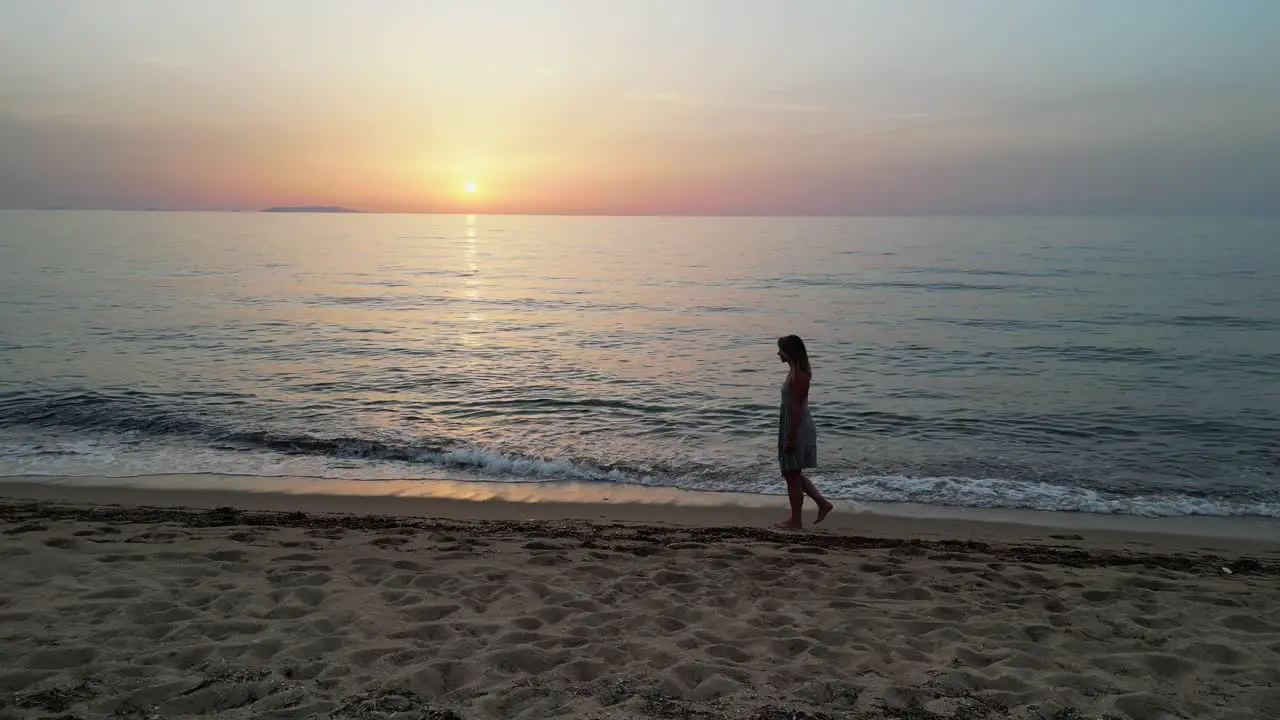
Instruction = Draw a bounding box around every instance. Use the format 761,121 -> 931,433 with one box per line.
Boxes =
1,211 -> 1276,516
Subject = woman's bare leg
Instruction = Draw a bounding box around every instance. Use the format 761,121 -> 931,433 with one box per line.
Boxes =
800,474 -> 834,524
775,471 -> 805,529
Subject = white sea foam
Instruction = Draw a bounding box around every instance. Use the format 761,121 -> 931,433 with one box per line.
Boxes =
2,428 -> 1277,519
803,473 -> 1280,518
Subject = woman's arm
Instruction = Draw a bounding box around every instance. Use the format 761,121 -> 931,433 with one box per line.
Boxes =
786,372 -> 810,447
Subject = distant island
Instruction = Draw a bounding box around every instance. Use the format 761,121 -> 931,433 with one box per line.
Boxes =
262,206 -> 361,214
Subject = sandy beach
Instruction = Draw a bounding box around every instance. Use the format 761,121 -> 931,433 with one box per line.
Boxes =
2,482 -> 1280,720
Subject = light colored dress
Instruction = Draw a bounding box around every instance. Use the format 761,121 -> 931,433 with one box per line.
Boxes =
778,374 -> 818,472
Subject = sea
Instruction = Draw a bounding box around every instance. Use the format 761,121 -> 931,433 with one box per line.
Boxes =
1,211 -> 1276,518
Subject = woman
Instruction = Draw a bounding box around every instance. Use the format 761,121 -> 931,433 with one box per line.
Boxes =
775,335 -> 832,529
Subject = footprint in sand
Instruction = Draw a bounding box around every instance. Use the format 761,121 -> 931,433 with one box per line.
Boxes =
1223,614 -> 1279,634
25,646 -> 97,670
85,586 -> 143,600
402,603 -> 461,622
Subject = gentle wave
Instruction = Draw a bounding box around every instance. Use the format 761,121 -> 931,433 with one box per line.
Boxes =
2,388 -> 1276,520
2,427 -> 1276,518
808,474 -> 1280,518
4,388 -> 1275,504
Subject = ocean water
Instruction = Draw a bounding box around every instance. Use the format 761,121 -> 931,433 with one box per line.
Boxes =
1,211 -> 1277,517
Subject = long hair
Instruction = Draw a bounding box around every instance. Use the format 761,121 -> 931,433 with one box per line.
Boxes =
777,335 -> 812,376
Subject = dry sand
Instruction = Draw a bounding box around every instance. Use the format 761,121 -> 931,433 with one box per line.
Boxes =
2,483 -> 1280,720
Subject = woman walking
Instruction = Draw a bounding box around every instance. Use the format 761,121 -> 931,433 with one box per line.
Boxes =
775,335 -> 832,529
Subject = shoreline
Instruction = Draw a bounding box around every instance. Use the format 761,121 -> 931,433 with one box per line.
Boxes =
4,478 -> 1280,560
3,474 -> 1280,546
5,495 -> 1280,578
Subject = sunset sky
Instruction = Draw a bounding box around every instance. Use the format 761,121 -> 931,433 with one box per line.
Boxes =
2,1 -> 1278,215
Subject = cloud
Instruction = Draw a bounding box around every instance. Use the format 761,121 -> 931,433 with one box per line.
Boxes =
139,55 -> 187,70
855,111 -> 964,137
638,92 -> 827,114
2,107 -> 88,123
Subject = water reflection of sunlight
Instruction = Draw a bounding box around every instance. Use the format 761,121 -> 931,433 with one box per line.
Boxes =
464,214 -> 481,309
461,214 -> 484,344
55,473 -> 779,507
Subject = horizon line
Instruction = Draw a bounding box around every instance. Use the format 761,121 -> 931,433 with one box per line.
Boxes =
3,207 -> 1278,219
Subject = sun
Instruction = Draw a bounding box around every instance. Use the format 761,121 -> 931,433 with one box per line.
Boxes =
464,181 -> 477,194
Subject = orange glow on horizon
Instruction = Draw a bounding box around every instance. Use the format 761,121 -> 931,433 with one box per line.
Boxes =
105,114 -> 916,216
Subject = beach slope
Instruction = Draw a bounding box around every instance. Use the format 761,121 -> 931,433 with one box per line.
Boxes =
2,487 -> 1279,720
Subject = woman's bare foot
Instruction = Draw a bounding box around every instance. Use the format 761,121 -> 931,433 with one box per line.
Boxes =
773,519 -> 803,530
815,501 -> 834,525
